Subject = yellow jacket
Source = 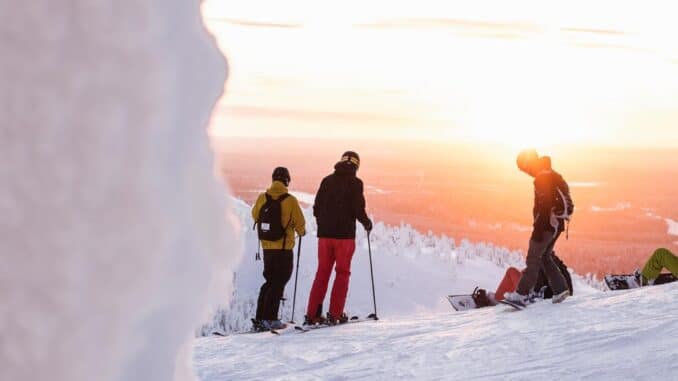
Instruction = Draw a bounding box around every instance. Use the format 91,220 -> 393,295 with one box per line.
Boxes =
252,181 -> 306,250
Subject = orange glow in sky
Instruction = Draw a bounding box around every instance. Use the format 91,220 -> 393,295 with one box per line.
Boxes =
202,0 -> 678,148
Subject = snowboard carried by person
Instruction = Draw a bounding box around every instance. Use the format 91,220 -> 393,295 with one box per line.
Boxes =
605,248 -> 678,290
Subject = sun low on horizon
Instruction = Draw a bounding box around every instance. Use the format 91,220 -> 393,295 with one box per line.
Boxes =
201,0 -> 678,149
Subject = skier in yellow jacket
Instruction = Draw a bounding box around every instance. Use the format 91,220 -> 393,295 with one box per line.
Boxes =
251,167 -> 306,331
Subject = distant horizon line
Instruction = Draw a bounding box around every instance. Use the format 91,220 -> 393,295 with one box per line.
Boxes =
209,134 -> 678,150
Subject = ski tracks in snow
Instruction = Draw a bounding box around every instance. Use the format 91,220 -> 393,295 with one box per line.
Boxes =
194,283 -> 678,380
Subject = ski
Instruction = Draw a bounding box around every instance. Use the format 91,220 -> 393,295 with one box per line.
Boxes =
269,323 -> 293,335
300,314 -> 378,332
226,320 -> 300,336
270,323 -> 316,335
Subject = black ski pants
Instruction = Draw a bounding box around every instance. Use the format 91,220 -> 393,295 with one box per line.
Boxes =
516,231 -> 567,296
256,249 -> 293,321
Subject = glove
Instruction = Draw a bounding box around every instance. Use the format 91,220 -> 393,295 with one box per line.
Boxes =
363,219 -> 373,232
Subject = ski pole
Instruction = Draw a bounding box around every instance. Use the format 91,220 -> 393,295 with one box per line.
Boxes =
367,231 -> 379,320
290,235 -> 302,323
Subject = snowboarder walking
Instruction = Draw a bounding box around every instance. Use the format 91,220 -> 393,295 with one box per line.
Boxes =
252,167 -> 306,331
505,149 -> 574,307
305,151 -> 373,325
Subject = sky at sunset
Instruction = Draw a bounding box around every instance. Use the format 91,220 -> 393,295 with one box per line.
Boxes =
202,0 -> 678,148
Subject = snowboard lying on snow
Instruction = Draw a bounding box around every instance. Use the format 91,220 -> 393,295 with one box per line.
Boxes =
448,293 -> 546,311
604,273 -> 677,291
447,295 -> 478,311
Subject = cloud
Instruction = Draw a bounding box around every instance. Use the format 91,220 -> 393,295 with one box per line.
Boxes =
569,182 -> 602,188
356,18 -> 540,40
205,17 -> 302,29
221,105 -> 416,124
591,202 -> 632,212
561,27 -> 625,36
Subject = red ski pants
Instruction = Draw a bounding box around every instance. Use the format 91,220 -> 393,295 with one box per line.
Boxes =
494,267 -> 522,301
306,238 -> 356,318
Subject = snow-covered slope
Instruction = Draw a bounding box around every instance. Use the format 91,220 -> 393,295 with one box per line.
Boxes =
194,282 -> 678,380
193,197 -> 675,380
201,197 -> 600,336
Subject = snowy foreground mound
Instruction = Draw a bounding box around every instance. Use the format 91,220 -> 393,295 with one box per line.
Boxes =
1,3 -> 232,381
194,283 -> 678,380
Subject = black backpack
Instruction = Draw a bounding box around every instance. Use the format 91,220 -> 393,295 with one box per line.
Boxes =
554,178 -> 574,220
256,193 -> 291,243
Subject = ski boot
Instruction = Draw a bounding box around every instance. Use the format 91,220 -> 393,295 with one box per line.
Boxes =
250,319 -> 267,332
503,291 -> 529,308
551,290 -> 569,304
303,314 -> 326,326
527,285 -> 547,303
631,268 -> 654,287
326,312 -> 349,326
263,320 -> 286,330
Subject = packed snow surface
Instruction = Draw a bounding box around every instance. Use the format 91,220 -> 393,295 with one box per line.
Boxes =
195,283 -> 677,380
190,198 -> 657,380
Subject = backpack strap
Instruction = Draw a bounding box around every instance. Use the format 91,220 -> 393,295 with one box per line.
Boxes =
555,188 -> 571,220
279,194 -> 292,250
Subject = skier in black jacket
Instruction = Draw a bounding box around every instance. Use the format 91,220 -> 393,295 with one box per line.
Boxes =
305,151 -> 373,324
505,149 -> 574,307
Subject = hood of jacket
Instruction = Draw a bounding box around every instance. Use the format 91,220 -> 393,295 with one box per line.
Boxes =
266,180 -> 289,198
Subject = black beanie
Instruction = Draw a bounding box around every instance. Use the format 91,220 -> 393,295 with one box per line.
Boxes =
272,167 -> 291,186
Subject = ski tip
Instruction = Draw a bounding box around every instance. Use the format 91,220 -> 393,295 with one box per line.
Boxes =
367,313 -> 379,320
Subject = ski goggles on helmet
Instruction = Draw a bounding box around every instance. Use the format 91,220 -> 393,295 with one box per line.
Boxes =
341,155 -> 360,168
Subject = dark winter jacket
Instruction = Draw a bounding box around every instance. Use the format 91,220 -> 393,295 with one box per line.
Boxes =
532,169 -> 573,242
535,254 -> 574,297
314,162 -> 371,239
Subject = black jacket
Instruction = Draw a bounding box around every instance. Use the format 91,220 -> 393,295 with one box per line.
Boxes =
314,162 -> 371,239
532,169 -> 572,241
